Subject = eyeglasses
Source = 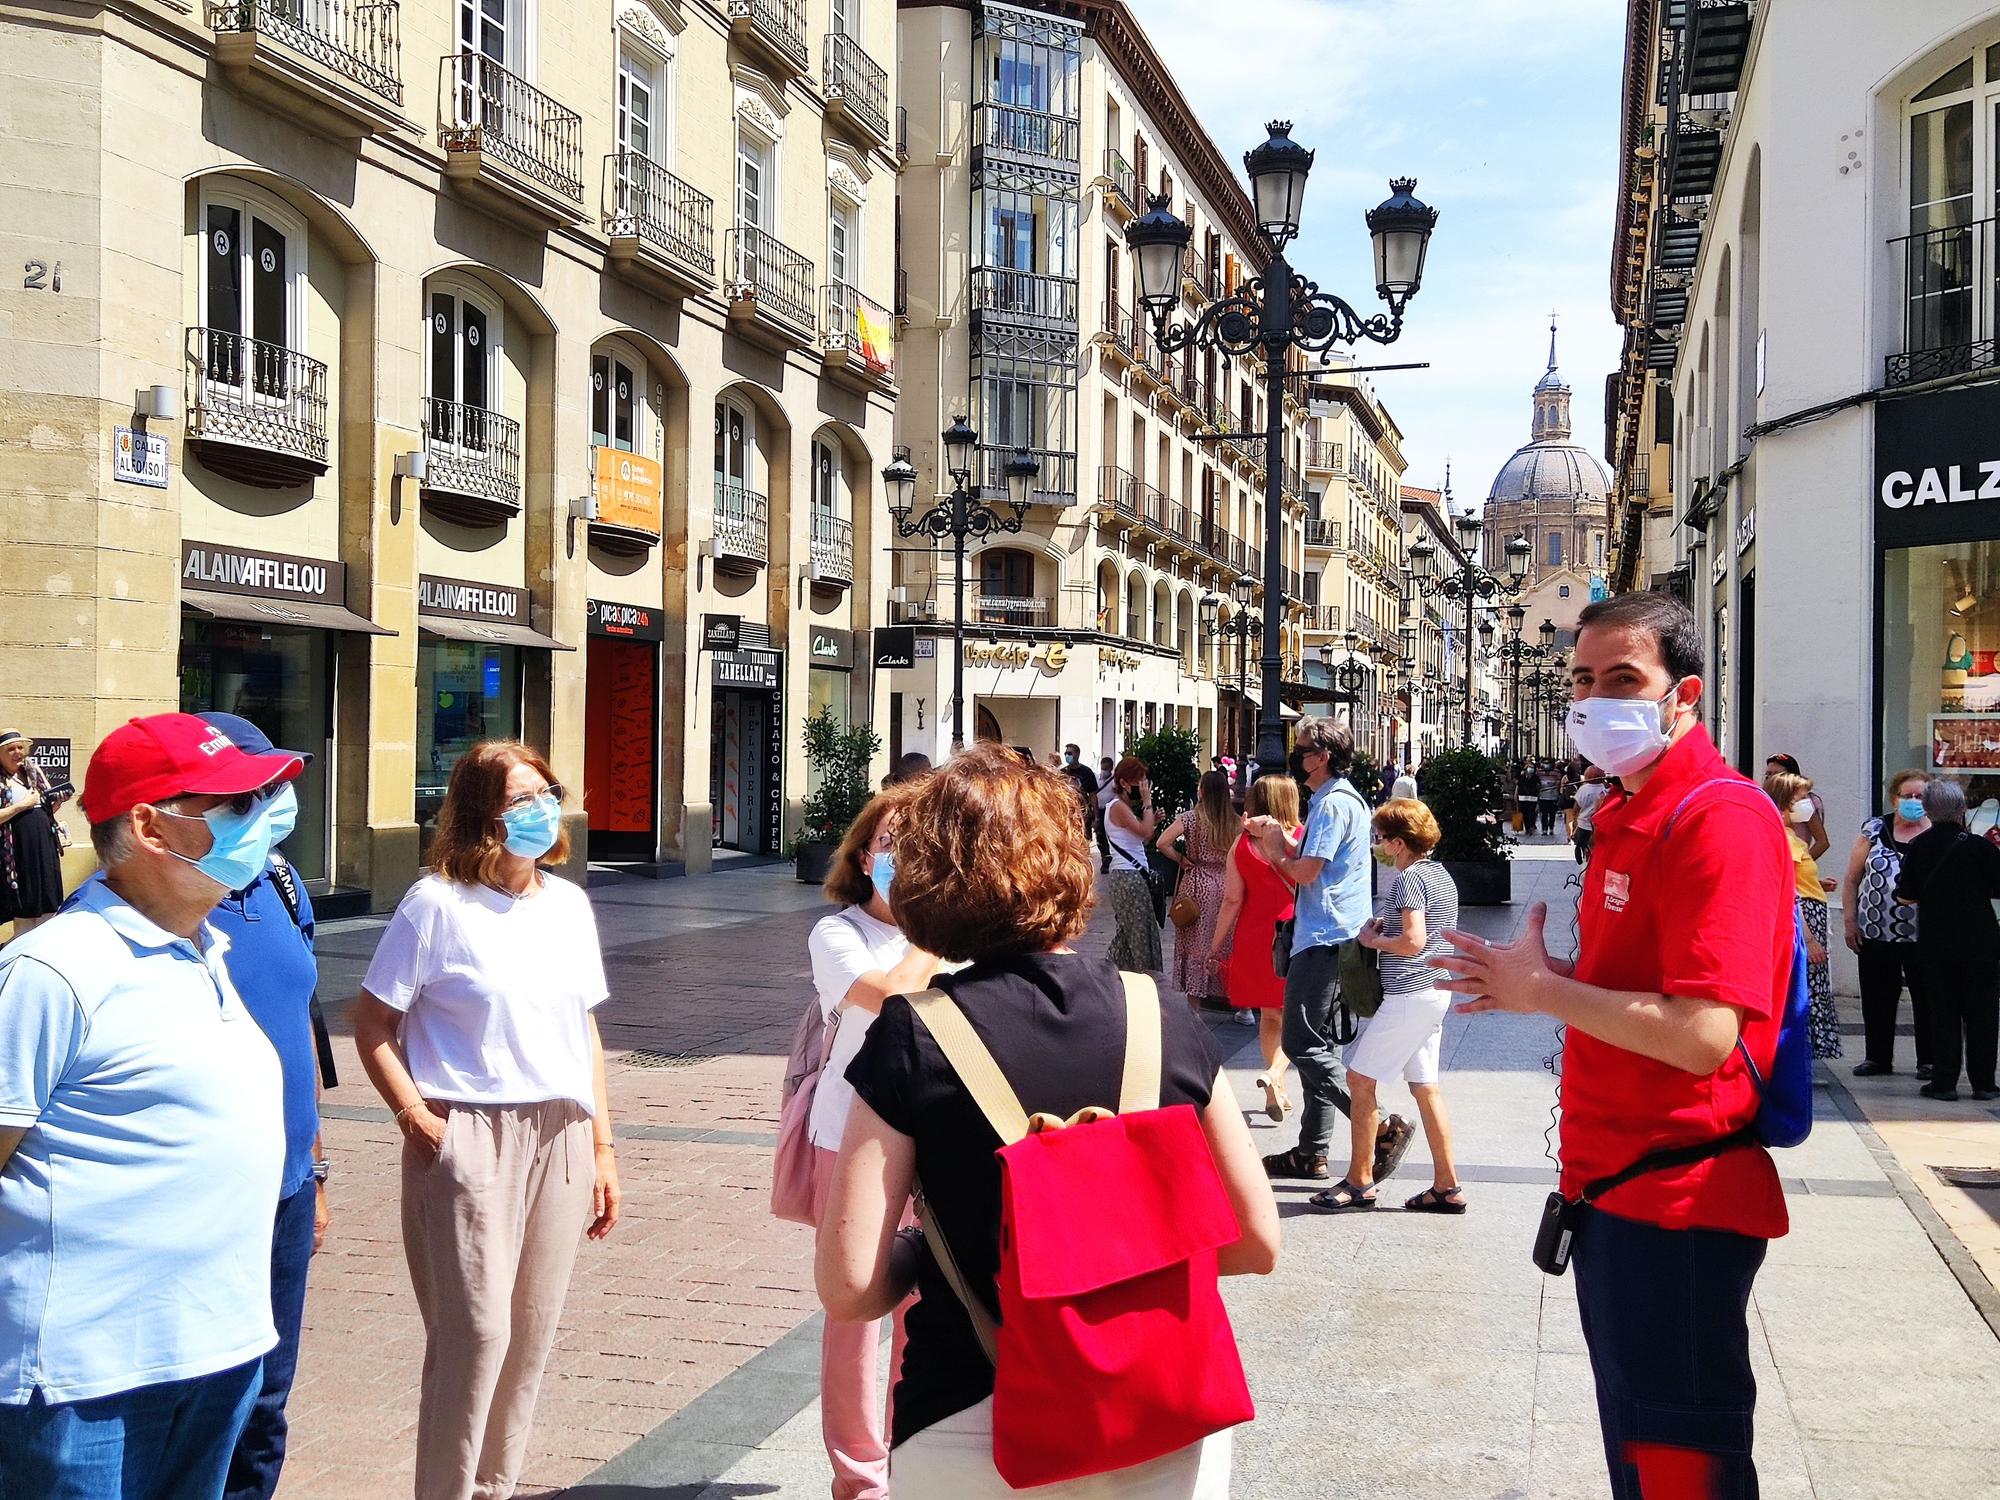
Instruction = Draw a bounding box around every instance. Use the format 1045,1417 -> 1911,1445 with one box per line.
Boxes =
502,784 -> 564,815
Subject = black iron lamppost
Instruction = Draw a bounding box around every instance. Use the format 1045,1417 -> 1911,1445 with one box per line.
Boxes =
883,420 -> 1038,752
1199,574 -> 1260,793
1394,623 -> 1419,768
1483,611 -> 1561,763
1406,510 -> 1530,747
1127,124 -> 1437,778
1318,634 -> 1376,751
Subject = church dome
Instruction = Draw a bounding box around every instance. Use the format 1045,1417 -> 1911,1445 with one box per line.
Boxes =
1487,319 -> 1610,509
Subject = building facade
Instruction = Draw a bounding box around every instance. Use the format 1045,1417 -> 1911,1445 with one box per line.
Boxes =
887,0 -> 1310,767
4,0 -> 900,907
1604,0 -> 2000,880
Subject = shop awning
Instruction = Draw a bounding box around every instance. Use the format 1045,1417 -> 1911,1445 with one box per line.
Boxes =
1238,684 -> 1302,721
184,588 -> 393,636
419,616 -> 575,652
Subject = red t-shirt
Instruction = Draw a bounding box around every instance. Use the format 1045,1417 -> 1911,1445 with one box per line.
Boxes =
1560,725 -> 1793,1239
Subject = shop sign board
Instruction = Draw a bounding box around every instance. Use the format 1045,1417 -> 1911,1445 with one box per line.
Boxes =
184,540 -> 345,604
702,613 -> 742,652
712,647 -> 782,692
587,598 -> 665,642
966,640 -> 1071,671
113,426 -> 168,488
1736,507 -> 1756,555
418,575 -> 529,623
872,626 -> 916,669
1876,384 -> 2000,547
809,628 -> 856,671
593,446 -> 664,535
30,737 -> 71,789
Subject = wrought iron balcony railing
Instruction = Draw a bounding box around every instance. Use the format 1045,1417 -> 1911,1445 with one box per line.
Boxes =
440,51 -> 583,202
714,481 -> 770,569
821,31 -> 889,143
728,0 -> 808,73
808,509 -> 853,585
971,267 -> 1078,326
1103,149 -> 1136,216
186,327 -> 329,466
727,225 -> 816,334
208,0 -> 402,103
421,396 -> 522,511
972,102 -> 1080,164
1888,213 -> 2000,387
1304,439 -> 1342,473
1306,517 -> 1343,550
822,281 -> 895,381
603,153 -> 714,280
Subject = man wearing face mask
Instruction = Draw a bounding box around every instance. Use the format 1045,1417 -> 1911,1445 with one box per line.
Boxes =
0,713 -> 302,1499
1438,593 -> 1794,1500
190,714 -> 327,1500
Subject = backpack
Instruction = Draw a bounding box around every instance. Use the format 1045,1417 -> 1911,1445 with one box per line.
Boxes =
770,910 -> 866,1227
909,973 -> 1253,1489
1661,780 -> 1813,1149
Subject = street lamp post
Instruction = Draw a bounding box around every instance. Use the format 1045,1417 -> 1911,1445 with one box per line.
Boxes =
1127,124 -> 1437,777
1200,574 -> 1261,794
882,422 -> 1038,752
1406,511 -> 1530,747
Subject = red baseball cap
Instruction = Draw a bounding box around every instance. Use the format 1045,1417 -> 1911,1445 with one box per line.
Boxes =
81,712 -> 306,823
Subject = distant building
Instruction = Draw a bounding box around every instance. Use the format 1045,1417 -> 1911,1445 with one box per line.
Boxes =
1482,324 -> 1612,595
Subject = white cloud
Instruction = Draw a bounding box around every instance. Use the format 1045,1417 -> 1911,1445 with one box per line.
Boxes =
1131,0 -> 1628,510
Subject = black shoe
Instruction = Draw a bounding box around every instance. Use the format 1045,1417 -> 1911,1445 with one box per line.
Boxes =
1373,1115 -> 1416,1181
1917,1063 -> 1935,1080
1919,1082 -> 1961,1102
1852,1060 -> 1893,1077
1972,1088 -> 1999,1102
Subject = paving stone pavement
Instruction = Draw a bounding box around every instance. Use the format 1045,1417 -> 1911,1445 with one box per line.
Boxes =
282,842 -> 2000,1499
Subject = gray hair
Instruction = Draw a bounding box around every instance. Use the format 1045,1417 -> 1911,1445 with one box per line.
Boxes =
1291,716 -> 1354,773
1923,778 -> 1969,826
90,796 -> 191,870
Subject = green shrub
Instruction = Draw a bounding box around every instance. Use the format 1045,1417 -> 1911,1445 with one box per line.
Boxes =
792,706 -> 882,850
1124,723 -> 1201,822
1349,749 -> 1383,805
1419,747 -> 1511,864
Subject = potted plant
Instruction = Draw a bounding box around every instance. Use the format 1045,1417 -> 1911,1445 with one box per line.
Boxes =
1420,746 -> 1513,905
791,707 -> 882,884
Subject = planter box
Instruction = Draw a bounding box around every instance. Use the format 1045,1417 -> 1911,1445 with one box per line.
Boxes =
795,840 -> 838,885
1443,858 -> 1511,906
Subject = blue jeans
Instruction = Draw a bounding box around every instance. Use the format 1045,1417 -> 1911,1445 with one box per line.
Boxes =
1572,1206 -> 1767,1500
0,1359 -> 261,1500
225,1182 -> 317,1500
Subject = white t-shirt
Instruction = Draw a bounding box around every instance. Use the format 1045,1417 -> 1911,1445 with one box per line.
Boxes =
362,873 -> 609,1114
1390,773 -> 1418,801
806,906 -> 908,1150
1573,781 -> 1610,831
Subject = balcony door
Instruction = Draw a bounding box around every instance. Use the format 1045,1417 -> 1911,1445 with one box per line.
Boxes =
715,399 -> 756,493
456,0 -> 523,132
978,547 -> 1034,624
429,289 -> 500,453
829,0 -> 855,36
811,438 -> 840,525
735,128 -> 774,288
1904,50 -> 2000,360
201,190 -> 301,401
591,352 -> 638,453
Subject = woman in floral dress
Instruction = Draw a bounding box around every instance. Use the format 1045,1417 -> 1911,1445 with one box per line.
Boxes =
1159,770 -> 1238,1009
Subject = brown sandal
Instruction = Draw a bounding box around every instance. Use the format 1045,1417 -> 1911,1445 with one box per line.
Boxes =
1261,1146 -> 1328,1180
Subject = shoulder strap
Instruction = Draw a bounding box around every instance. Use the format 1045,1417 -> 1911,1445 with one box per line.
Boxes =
908,990 -> 1032,1144
266,854 -> 304,929
1118,971 -> 1162,1114
1580,1125 -> 1757,1204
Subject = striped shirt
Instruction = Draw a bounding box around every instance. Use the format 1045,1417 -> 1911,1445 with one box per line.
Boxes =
1376,859 -> 1460,994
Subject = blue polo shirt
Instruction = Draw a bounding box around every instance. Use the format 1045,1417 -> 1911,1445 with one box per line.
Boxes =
208,861 -> 320,1198
1292,777 -> 1372,953
0,880 -> 283,1404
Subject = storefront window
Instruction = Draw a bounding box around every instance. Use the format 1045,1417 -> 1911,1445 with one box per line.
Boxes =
807,667 -> 850,730
1883,540 -> 2000,801
179,616 -> 330,882
416,639 -> 522,827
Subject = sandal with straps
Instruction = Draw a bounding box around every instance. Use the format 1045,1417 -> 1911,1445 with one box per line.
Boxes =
1403,1186 -> 1468,1215
1308,1180 -> 1377,1213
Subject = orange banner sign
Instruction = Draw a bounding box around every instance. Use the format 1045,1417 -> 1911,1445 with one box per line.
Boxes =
594,447 -> 663,535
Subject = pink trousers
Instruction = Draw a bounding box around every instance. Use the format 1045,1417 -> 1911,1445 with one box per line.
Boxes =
811,1146 -> 913,1500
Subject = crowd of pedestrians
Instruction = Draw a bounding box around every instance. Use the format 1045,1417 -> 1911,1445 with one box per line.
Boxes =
4,585 -> 1996,1500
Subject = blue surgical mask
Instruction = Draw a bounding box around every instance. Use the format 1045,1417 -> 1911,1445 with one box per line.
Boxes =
1898,797 -> 1926,822
157,798 -> 282,894
264,783 -> 299,848
870,850 -> 896,904
500,795 -> 562,859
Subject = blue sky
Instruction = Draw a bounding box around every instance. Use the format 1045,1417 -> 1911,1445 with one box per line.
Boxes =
1137,0 -> 1627,512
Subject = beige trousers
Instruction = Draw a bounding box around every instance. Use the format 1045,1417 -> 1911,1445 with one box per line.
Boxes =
401,1099 -> 593,1500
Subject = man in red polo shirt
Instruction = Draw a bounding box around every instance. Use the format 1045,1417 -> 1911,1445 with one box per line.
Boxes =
1438,592 -> 1793,1500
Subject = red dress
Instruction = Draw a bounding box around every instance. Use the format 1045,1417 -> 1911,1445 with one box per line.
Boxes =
1223,831 -> 1297,1010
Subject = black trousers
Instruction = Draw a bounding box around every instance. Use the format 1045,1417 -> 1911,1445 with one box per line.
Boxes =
1922,954 -> 2000,1093
1539,800 -> 1560,834
1573,1207 -> 1767,1500
1094,807 -> 1111,870
1574,829 -> 1594,866
1856,940 -> 1930,1070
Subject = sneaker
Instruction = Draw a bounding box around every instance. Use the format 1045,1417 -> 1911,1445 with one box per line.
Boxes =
1233,1008 -> 1259,1027
1373,1115 -> 1416,1181
1262,1146 -> 1328,1180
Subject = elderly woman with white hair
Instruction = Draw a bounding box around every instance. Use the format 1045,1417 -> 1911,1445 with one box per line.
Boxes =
1895,777 -> 2000,1102
0,729 -> 70,934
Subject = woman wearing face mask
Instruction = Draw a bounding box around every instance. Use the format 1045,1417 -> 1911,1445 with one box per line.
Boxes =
1764,770 -> 1841,1061
1842,770 -> 1932,1078
805,787 -> 939,1500
1103,756 -> 1163,973
351,741 -> 620,1500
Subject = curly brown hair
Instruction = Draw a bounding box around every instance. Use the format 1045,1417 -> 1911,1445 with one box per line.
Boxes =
821,784 -> 911,908
892,745 -> 1095,961
430,740 -> 571,889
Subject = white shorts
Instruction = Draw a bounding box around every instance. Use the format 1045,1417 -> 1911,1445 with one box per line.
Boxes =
892,1397 -> 1231,1499
1343,986 -> 1451,1086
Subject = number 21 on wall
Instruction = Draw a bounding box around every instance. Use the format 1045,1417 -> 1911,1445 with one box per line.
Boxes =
23,260 -> 62,292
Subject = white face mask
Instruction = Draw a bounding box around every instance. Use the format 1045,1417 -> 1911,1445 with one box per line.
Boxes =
1789,800 -> 1814,825
1565,683 -> 1685,779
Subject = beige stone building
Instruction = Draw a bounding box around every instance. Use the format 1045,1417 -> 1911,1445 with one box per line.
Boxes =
4,0 -> 900,909
887,0 -> 1310,768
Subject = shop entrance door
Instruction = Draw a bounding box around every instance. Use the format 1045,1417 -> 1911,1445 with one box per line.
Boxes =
711,687 -> 781,854
585,635 -> 659,860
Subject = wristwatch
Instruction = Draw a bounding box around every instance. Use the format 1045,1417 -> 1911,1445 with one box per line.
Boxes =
311,1160 -> 330,1184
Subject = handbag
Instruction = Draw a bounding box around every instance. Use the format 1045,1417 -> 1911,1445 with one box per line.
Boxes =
1168,892 -> 1200,928
1338,938 -> 1382,1018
